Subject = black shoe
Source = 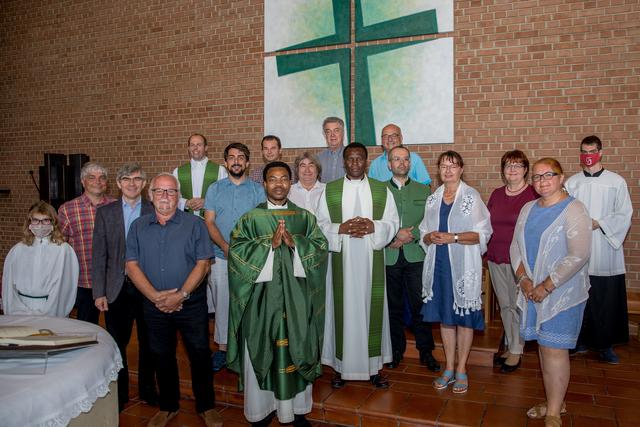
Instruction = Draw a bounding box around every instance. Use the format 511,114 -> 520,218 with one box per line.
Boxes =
493,354 -> 507,367
331,373 -> 346,389
500,358 -> 521,373
420,352 -> 441,372
293,414 -> 312,427
139,389 -> 159,407
370,374 -> 389,389
251,410 -> 276,427
386,358 -> 401,369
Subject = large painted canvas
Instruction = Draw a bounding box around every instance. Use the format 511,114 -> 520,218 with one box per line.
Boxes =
264,49 -> 350,148
264,0 -> 350,52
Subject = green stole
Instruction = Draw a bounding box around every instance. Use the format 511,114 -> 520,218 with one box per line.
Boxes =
227,202 -> 328,398
325,178 -> 387,359
177,161 -> 220,217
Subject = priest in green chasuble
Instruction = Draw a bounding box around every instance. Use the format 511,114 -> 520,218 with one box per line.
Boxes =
227,161 -> 328,427
316,143 -> 400,389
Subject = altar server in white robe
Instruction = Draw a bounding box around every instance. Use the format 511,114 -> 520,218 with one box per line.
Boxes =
316,142 -> 399,389
3,201 -> 78,317
565,135 -> 633,364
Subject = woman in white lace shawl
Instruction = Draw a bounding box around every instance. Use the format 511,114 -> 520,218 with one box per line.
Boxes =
510,158 -> 591,427
419,151 -> 492,395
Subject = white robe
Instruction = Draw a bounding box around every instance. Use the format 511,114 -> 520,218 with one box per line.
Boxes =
243,201 -> 312,424
316,176 -> 399,380
2,238 -> 79,317
565,170 -> 632,276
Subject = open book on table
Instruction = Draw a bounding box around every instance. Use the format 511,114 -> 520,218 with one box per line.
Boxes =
0,325 -> 98,349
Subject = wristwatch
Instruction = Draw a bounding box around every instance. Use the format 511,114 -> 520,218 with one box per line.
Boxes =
180,289 -> 191,300
454,233 -> 459,243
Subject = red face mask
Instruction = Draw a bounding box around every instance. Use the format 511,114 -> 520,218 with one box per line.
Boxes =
580,152 -> 601,167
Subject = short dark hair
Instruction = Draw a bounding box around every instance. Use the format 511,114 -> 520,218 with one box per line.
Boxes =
388,145 -> 409,159
343,142 -> 368,160
263,161 -> 292,181
188,133 -> 207,146
437,150 -> 464,168
581,135 -> 602,151
500,150 -> 530,181
224,142 -> 251,161
261,135 -> 281,149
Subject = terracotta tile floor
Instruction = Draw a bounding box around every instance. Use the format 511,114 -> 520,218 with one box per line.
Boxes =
119,319 -> 640,426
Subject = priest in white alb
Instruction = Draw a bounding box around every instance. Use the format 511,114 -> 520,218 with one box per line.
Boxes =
565,135 -> 633,364
316,142 -> 399,389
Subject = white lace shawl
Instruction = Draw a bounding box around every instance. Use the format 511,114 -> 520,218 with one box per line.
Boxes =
510,198 -> 592,331
419,181 -> 492,315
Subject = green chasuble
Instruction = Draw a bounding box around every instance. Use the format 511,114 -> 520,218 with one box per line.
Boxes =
227,201 -> 328,399
325,178 -> 387,360
177,161 -> 220,216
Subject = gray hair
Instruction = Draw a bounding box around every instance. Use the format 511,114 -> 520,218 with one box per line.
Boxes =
80,162 -> 108,180
148,173 -> 181,198
322,116 -> 344,130
116,162 -> 146,181
294,151 -> 322,181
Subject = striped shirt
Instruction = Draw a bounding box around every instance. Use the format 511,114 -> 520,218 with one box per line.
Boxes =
58,193 -> 115,288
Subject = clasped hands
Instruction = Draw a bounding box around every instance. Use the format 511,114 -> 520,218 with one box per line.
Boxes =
338,216 -> 374,238
389,226 -> 414,248
423,231 -> 455,245
519,278 -> 549,303
153,289 -> 184,313
272,219 -> 295,249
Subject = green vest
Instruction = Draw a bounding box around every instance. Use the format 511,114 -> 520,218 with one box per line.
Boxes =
325,177 -> 387,359
177,161 -> 220,217
385,179 -> 430,265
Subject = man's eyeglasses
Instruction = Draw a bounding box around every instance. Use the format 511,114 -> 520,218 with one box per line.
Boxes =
30,218 -> 52,225
151,188 -> 179,197
120,176 -> 145,184
531,172 -> 559,182
381,133 -> 400,140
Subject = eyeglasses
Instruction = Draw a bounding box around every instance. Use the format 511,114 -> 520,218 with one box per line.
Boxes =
531,172 -> 559,182
505,163 -> 525,170
30,218 -> 52,225
150,188 -> 179,197
439,164 -> 460,171
120,176 -> 145,184
381,133 -> 400,140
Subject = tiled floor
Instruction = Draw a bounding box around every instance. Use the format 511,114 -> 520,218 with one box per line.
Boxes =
119,320 -> 640,426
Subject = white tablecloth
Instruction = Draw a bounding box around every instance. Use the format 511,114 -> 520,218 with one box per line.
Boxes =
0,315 -> 123,427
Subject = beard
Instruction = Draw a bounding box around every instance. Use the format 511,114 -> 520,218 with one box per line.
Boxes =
229,167 -> 246,179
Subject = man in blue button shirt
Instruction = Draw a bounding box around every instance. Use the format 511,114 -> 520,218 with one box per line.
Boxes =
204,142 -> 266,372
317,117 -> 347,183
368,124 -> 432,187
126,173 -> 222,427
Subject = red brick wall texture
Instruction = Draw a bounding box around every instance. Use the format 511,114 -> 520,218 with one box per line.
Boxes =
1,1 -> 638,289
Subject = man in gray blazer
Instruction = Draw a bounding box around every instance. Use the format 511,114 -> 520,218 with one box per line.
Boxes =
92,162 -> 158,411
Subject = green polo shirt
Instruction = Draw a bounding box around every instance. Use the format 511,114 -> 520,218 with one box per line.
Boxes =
385,178 -> 430,265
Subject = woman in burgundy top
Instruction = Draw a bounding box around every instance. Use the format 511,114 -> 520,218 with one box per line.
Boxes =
487,150 -> 538,373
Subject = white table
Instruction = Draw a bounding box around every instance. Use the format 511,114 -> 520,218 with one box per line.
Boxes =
0,315 -> 123,427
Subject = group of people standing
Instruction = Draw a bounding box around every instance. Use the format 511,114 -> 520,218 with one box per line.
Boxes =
1,115 -> 632,427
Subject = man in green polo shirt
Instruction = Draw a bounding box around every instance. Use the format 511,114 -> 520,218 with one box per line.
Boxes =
385,145 -> 440,372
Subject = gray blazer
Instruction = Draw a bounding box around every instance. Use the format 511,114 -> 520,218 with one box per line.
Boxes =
92,199 -> 154,303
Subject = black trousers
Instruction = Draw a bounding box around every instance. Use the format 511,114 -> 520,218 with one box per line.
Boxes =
75,287 -> 100,324
143,284 -> 214,413
105,277 -> 157,409
385,250 -> 435,359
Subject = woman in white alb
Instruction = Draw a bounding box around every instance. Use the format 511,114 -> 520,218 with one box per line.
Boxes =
2,201 -> 79,317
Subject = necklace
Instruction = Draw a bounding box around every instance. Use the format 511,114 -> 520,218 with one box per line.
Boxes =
506,183 -> 527,194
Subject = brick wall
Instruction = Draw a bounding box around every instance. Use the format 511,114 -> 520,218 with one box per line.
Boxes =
1,1 -> 638,290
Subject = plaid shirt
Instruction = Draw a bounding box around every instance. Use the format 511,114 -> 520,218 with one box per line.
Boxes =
58,193 -> 115,288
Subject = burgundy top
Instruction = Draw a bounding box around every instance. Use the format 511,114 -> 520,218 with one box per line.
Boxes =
486,185 -> 539,264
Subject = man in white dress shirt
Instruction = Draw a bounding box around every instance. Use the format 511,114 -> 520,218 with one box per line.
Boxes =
565,135 -> 633,364
316,142 -> 399,388
172,133 -> 227,315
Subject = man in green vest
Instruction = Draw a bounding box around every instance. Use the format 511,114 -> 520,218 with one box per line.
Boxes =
172,133 -> 227,315
316,142 -> 399,389
384,145 -> 440,372
227,161 -> 328,427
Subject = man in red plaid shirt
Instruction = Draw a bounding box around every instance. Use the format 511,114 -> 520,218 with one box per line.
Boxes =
58,162 -> 115,324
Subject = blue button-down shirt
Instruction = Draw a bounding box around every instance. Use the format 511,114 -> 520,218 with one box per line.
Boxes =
317,146 -> 346,183
122,197 -> 142,239
126,209 -> 214,291
368,151 -> 432,186
204,177 -> 265,259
